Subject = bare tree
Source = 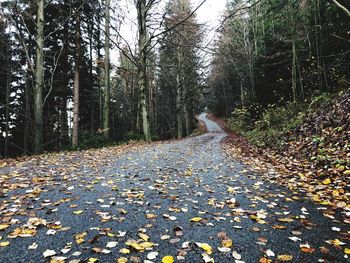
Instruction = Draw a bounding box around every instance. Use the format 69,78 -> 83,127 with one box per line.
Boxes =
72,10 -> 81,147
136,0 -> 151,140
103,0 -> 111,138
33,0 -> 44,153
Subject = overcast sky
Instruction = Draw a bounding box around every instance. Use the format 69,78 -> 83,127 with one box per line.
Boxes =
196,0 -> 227,28
114,0 -> 227,64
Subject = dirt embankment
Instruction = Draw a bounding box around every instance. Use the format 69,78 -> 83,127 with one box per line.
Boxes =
209,91 -> 350,223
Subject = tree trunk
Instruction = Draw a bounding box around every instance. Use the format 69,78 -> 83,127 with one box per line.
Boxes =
291,6 -> 297,103
103,0 -> 111,138
137,0 -> 151,140
72,13 -> 81,147
33,0 -> 44,153
59,24 -> 69,148
24,76 -> 31,154
96,8 -> 103,130
89,19 -> 95,134
176,68 -> 183,139
292,34 -> 297,103
5,34 -> 10,158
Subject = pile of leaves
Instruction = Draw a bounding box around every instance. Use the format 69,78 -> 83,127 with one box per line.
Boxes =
214,90 -> 350,223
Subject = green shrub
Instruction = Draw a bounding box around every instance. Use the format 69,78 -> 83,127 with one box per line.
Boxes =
126,132 -> 145,141
227,91 -> 343,150
74,131 -> 110,150
228,102 -> 263,132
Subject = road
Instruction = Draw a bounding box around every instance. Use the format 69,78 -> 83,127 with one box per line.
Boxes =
0,113 -> 348,262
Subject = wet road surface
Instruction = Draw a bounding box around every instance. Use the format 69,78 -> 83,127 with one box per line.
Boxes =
0,113 -> 349,262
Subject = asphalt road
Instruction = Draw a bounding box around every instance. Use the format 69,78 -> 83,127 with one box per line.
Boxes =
0,113 -> 349,262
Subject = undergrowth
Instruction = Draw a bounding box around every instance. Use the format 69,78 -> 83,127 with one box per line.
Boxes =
228,91 -> 335,149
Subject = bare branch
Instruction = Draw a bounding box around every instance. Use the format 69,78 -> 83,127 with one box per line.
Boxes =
330,0 -> 350,17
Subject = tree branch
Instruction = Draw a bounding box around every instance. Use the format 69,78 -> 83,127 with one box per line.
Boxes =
331,0 -> 350,17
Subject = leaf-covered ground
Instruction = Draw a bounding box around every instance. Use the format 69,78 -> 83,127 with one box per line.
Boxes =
0,114 -> 349,263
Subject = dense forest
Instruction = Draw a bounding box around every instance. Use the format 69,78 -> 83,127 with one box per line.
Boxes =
208,0 -> 349,115
0,0 -> 349,158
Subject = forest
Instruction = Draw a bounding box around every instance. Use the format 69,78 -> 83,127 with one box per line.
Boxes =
0,0 -> 349,157
0,1 -> 350,262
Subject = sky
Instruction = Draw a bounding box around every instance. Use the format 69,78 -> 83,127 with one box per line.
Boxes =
196,0 -> 227,29
115,0 -> 228,64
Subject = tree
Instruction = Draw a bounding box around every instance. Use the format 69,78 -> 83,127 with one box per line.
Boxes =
103,0 -> 111,138
136,0 -> 151,141
33,0 -> 44,153
158,0 -> 202,139
72,5 -> 81,147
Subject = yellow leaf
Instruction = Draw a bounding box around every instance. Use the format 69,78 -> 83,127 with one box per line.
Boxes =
277,254 -> 293,261
259,258 -> 272,263
208,199 -> 215,206
332,190 -> 340,197
190,217 -> 202,222
329,239 -> 345,246
184,168 -> 193,176
222,239 -> 233,248
120,248 -> 130,254
322,178 -> 331,185
117,258 -> 128,263
162,255 -> 174,263
0,241 -> 10,247
146,213 -> 157,219
0,224 -> 9,231
139,233 -> 149,241
126,241 -> 144,251
88,258 -> 98,262
140,242 -> 154,249
75,232 -> 87,244
73,210 -> 84,215
197,243 -> 212,255
277,218 -> 294,223
227,186 -> 235,193
344,248 -> 350,254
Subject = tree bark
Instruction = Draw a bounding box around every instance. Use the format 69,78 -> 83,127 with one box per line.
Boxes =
292,35 -> 297,103
5,31 -> 10,158
137,0 -> 151,140
33,0 -> 44,153
59,23 -> 69,148
103,0 -> 111,138
176,71 -> 183,139
72,13 -> 81,147
88,18 -> 95,134
24,75 -> 31,154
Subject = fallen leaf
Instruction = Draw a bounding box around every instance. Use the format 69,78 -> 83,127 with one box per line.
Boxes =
43,249 -> 56,258
73,210 -> 84,215
222,238 -> 233,248
120,248 -> 131,254
162,255 -> 174,263
147,251 -> 159,260
0,241 -> 10,247
139,233 -> 149,241
196,242 -> 212,255
266,249 -> 275,257
259,258 -> 272,263
0,224 -> 10,231
190,217 -> 202,222
232,250 -> 242,260
322,178 -> 331,185
277,254 -> 293,261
